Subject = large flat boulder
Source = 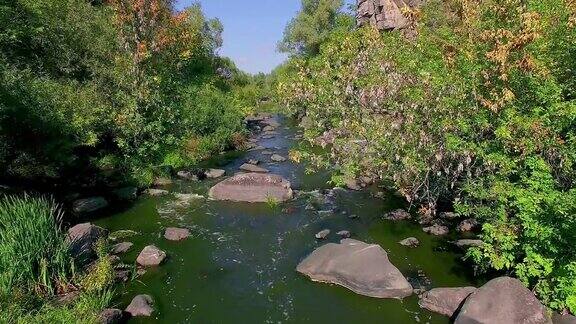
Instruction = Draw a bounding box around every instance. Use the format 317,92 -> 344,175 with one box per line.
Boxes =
455,277 -> 551,324
296,239 -> 413,298
208,173 -> 293,203
419,287 -> 477,317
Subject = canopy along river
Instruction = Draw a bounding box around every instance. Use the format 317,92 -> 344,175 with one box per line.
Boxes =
95,115 -> 483,323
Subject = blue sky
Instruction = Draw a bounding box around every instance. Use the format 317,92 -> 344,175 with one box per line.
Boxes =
175,0 -> 302,74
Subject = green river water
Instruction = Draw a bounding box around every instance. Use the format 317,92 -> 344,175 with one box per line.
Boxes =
95,115 -> 481,323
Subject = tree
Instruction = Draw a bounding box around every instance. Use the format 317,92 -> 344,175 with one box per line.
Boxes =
278,0 -> 350,56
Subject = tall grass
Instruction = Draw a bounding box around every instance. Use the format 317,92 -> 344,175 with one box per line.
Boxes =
0,195 -> 74,297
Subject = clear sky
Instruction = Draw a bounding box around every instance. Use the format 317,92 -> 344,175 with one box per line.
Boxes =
175,0 -> 302,75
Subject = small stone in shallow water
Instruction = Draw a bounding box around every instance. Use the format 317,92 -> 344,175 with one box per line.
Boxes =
164,227 -> 190,241
384,209 -> 411,221
136,245 -> 166,267
399,237 -> 420,247
315,229 -> 330,239
174,193 -> 204,201
423,224 -> 450,236
125,295 -> 154,317
177,171 -> 198,181
455,239 -> 483,249
111,241 -> 133,254
261,150 -> 274,155
72,197 -> 108,214
239,163 -> 269,173
205,169 -> 225,179
144,188 -> 169,196
247,159 -> 260,165
337,230 -> 351,238
270,154 -> 287,162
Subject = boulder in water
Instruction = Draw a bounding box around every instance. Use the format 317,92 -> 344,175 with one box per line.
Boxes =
419,287 -> 477,317
99,308 -> 124,324
315,229 -> 330,239
125,295 -> 154,317
209,173 -> 293,203
72,197 -> 108,214
67,223 -> 108,262
270,154 -> 287,162
136,245 -> 166,267
164,227 -> 190,241
384,209 -> 411,221
423,224 -> 449,236
297,239 -> 413,298
239,163 -> 269,173
455,277 -> 551,324
205,169 -> 225,179
399,237 -> 420,247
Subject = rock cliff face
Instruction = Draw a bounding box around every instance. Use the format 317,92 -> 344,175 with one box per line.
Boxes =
357,0 -> 421,30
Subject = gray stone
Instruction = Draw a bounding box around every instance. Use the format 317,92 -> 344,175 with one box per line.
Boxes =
423,224 -> 449,236
270,154 -> 287,162
457,218 -> 480,232
399,237 -> 420,247
67,223 -> 108,262
136,245 -> 166,267
440,212 -> 460,220
144,188 -> 169,196
297,239 -> 413,298
164,227 -> 190,241
455,277 -> 551,324
261,150 -> 274,155
239,163 -> 269,173
553,313 -> 576,324
205,169 -> 225,179
247,159 -> 260,165
72,197 -> 108,214
337,230 -> 351,238
455,239 -> 483,249
99,308 -> 124,324
263,125 -> 276,132
315,229 -> 331,239
419,287 -> 477,317
111,242 -> 133,254
357,0 -> 419,30
384,209 -> 411,221
209,173 -> 293,203
125,295 -> 154,317
174,193 -> 203,201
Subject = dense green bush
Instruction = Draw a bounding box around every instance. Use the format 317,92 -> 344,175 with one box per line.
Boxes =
278,0 -> 576,313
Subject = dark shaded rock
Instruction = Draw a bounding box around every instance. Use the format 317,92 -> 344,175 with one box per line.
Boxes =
144,188 -> 169,196
99,308 -> 124,324
112,187 -> 138,201
455,277 -> 551,324
177,171 -> 198,181
125,295 -> 154,317
136,245 -> 166,267
423,224 -> 449,236
67,223 -> 108,262
239,163 -> 269,173
455,239 -> 483,249
457,218 -> 480,232
357,0 -> 420,30
440,211 -> 459,220
115,270 -> 131,283
315,229 -> 330,239
164,227 -> 190,241
399,237 -> 420,247
205,169 -> 225,179
553,313 -> 576,324
419,287 -> 477,317
209,173 -> 293,203
337,230 -> 351,238
111,242 -> 133,254
384,209 -> 411,221
270,154 -> 287,162
297,239 -> 413,298
72,197 -> 108,214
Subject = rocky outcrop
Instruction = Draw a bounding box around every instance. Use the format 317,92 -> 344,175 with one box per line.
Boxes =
125,295 -> 154,317
297,239 -> 413,298
136,245 -> 166,267
67,223 -> 108,262
208,173 -> 293,203
357,0 -> 421,30
419,287 -> 477,317
455,277 -> 551,324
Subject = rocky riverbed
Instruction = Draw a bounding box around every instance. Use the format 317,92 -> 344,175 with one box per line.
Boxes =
86,115 -> 563,323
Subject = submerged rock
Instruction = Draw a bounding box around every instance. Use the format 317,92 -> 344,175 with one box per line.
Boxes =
136,245 -> 166,267
399,237 -> 420,247
247,159 -> 260,165
99,308 -> 124,324
112,187 -> 138,201
239,163 -> 269,173
144,188 -> 169,196
384,209 -> 411,221
164,227 -> 190,241
125,295 -> 154,317
423,224 -> 449,236
455,277 -> 550,324
67,223 -> 108,262
209,173 -> 293,203
270,154 -> 287,162
315,229 -> 330,239
455,239 -> 483,249
72,197 -> 108,214
111,242 -> 133,255
297,239 -> 413,298
205,169 -> 225,179
419,287 -> 477,317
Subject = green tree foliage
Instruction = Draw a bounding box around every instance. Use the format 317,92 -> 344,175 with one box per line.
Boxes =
278,0 -> 353,56
0,0 -> 247,185
278,0 -> 576,313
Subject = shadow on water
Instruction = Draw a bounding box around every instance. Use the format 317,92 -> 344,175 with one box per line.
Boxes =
95,115 -> 480,324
